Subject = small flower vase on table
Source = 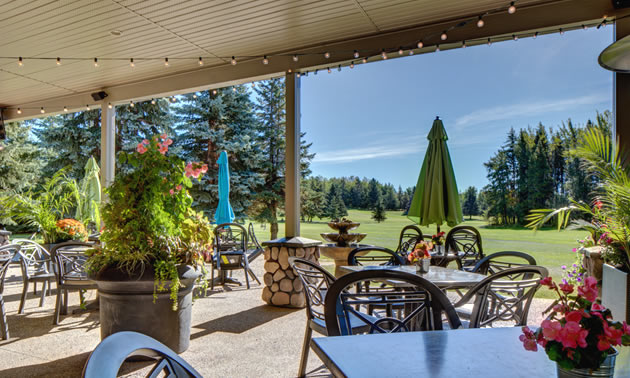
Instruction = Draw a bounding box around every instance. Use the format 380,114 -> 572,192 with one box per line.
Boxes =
407,240 -> 433,274
434,244 -> 445,256
415,258 -> 430,274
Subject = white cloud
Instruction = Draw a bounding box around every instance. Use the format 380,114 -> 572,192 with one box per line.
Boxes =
454,93 -> 610,129
313,139 -> 424,164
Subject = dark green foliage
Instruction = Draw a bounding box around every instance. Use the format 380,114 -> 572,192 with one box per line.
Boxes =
325,182 -> 348,219
462,186 -> 479,219
371,197 -> 387,223
0,122 -> 43,193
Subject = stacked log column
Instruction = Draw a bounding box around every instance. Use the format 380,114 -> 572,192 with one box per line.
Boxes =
261,238 -> 321,308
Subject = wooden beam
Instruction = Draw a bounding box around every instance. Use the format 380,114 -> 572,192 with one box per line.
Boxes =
4,0 -> 624,122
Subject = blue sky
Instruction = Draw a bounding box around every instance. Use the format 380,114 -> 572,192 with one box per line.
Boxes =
300,27 -> 614,191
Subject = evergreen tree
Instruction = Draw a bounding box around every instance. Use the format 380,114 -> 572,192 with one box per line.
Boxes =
367,178 -> 380,207
371,197 -> 387,223
325,182 -> 347,219
175,87 -> 263,219
383,184 -> 400,210
349,177 -> 364,208
0,122 -> 43,193
301,177 -> 326,222
514,129 -> 532,223
529,124 -> 555,209
484,150 -> 511,224
462,186 -> 479,220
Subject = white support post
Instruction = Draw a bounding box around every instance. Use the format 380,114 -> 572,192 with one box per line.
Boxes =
285,72 -> 301,238
101,104 -> 116,200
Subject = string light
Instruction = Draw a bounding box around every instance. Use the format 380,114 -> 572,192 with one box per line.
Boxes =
288,68 -> 292,73
533,32 -> 538,38
40,107 -> 45,114
198,57 -> 204,66
262,55 -> 268,64
559,28 -> 564,35
337,65 -> 341,72
324,52 -> 330,59
108,103 -> 112,109
231,56 -> 237,65
64,106 -> 68,112
56,57 -> 61,66
417,41 -> 423,48
164,57 -> 169,66
350,61 -> 354,69
435,44 -> 440,52
487,38 -> 492,46
17,108 -> 22,114
462,40 -> 467,48
477,16 -> 484,28
408,50 -> 414,56
398,47 -> 404,55
86,105 -> 90,111
171,96 -> 176,102
440,32 -> 448,41
94,58 -> 98,67
296,72 -> 301,78
513,34 -> 518,41
151,99 -> 156,104
193,93 -> 197,98
362,57 -> 368,64
129,101 -> 134,107
212,89 -> 217,95
130,58 -> 135,67
18,57 -> 23,66
353,50 -> 360,58
293,55 -> 299,62
508,1 -> 516,14
327,67 -> 331,73
582,24 -> 588,30
232,87 -> 236,92
381,49 -> 388,59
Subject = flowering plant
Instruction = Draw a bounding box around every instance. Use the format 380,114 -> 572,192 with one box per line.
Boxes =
407,240 -> 433,263
87,134 -> 209,309
431,231 -> 445,246
55,218 -> 88,242
520,276 -> 630,370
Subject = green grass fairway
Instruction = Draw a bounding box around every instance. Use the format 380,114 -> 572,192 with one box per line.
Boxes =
253,209 -> 585,299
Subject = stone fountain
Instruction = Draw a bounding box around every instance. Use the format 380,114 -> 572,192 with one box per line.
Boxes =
319,218 -> 368,277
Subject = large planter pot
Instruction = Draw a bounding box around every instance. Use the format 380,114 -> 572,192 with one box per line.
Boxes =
93,264 -> 199,353
556,348 -> 618,378
602,264 -> 630,323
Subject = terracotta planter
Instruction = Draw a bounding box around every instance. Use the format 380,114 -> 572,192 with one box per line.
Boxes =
601,264 -> 630,323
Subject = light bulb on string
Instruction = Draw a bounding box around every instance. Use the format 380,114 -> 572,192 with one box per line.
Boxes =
192,93 -> 197,99
560,28 -> 564,35
108,103 -> 113,109
293,55 -> 299,62
440,32 -> 448,41
129,101 -> 134,107
477,16 -> 484,28
18,57 -> 23,67
417,41 -> 423,48
94,58 -> 98,67
86,105 -> 90,111
40,107 -> 45,114
56,57 -> 61,66
17,108 -> 22,114
381,49 -> 388,59
231,56 -> 237,65
288,68 -> 292,73
232,87 -> 237,92
199,57 -> 204,66
350,62 -> 355,69
296,72 -> 301,78
398,47 -> 404,55
362,57 -> 368,64
462,40 -> 467,48
533,32 -> 538,38
582,24 -> 588,30
512,34 -> 518,41
130,58 -> 135,68
508,2 -> 516,14
64,106 -> 68,112
337,65 -> 341,72
151,99 -> 156,105
171,96 -> 176,103
327,67 -> 331,74
164,58 -> 169,67
212,89 -> 217,95
408,50 -> 414,56
262,55 -> 268,64
353,50 -> 360,58
324,52 -> 330,59
435,44 -> 440,52
487,38 -> 492,46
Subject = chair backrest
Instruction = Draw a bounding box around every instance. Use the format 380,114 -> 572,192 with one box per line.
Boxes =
214,223 -> 247,252
82,331 -> 201,378
446,226 -> 483,268
289,257 -> 336,325
454,266 -> 548,328
395,225 -> 423,254
347,247 -> 405,266
247,223 -> 264,262
0,244 -> 19,294
51,241 -> 94,286
324,270 -> 461,336
471,251 -> 537,275
12,239 -> 51,278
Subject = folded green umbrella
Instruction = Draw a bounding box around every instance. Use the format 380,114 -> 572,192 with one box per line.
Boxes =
407,117 -> 463,231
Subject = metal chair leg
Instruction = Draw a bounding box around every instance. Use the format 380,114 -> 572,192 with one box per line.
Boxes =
244,267 -> 250,289
0,295 -> 8,340
18,280 -> 29,314
210,265 -> 215,291
61,290 -> 68,315
248,268 -> 261,285
53,290 -> 62,325
298,325 -> 313,378
33,281 -> 37,296
39,280 -> 47,307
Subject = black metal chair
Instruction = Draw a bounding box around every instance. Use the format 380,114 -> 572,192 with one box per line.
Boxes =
211,223 -> 252,289
395,225 -> 423,256
471,251 -> 537,275
244,222 -> 263,285
453,266 -> 548,328
445,225 -> 484,271
51,241 -> 98,325
347,246 -> 405,266
1,244 -> 19,340
82,331 -> 201,378
289,257 -> 373,378
13,239 -> 55,314
324,269 -> 462,336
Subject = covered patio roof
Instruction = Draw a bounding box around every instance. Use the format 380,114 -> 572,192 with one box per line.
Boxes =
1,0 -> 625,121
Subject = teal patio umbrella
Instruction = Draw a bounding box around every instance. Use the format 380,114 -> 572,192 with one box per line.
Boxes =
407,117 -> 463,231
214,151 -> 235,225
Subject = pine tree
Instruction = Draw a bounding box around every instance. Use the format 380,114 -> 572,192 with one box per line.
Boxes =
349,177 -> 365,208
383,184 -> 400,210
484,150 -> 511,224
514,129 -> 532,224
175,87 -> 263,219
367,178 -> 380,208
325,182 -> 348,219
0,122 -> 44,193
116,99 -> 174,156
462,186 -> 479,220
371,197 -> 387,223
529,124 -> 554,209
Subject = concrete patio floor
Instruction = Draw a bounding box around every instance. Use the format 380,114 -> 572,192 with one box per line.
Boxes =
0,258 -> 551,377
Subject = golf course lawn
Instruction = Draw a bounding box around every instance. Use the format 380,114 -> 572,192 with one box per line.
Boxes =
254,209 -> 585,299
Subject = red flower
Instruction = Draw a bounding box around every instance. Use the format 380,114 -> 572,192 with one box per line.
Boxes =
594,201 -> 603,209
540,277 -> 556,289
557,321 -> 588,349
559,283 -> 574,295
577,276 -> 598,303
565,311 -> 582,323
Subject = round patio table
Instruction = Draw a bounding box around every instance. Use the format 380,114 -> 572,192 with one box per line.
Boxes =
430,251 -> 466,269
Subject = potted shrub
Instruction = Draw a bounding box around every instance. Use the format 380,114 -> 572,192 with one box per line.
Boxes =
527,128 -> 630,322
86,134 -> 209,353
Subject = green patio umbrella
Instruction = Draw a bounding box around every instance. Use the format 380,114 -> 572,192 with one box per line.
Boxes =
214,151 -> 235,225
75,156 -> 101,226
407,117 -> 463,231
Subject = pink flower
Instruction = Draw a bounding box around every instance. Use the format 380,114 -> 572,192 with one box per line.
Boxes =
142,139 -> 150,145
557,321 -> 588,349
136,143 -> 147,154
578,276 -> 598,303
169,189 -> 175,195
158,143 -> 168,155
602,322 -> 623,346
592,303 -> 606,312
565,311 -> 582,323
572,248 -> 577,252
176,184 -> 182,191
520,327 -> 538,351
164,138 -> 173,146
622,321 -> 630,336
541,319 -> 562,341
201,164 -> 208,173
598,337 -> 612,351
559,283 -> 574,295
540,277 -> 556,289
160,133 -> 168,140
